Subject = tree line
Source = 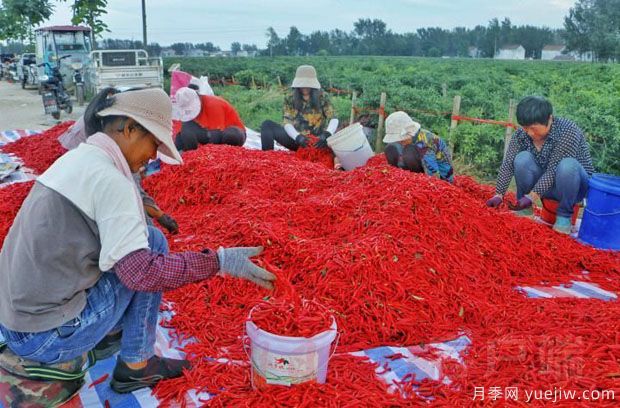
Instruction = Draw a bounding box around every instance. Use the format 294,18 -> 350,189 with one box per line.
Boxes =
264,18 -> 563,59
1,0 -> 618,61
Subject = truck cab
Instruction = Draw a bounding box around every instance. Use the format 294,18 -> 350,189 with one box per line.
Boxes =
34,26 -> 92,89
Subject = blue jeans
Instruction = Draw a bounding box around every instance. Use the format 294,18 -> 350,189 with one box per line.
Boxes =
0,226 -> 168,364
514,151 -> 589,217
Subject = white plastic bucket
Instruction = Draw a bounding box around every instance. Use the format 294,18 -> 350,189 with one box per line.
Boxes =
245,309 -> 338,389
327,123 -> 374,170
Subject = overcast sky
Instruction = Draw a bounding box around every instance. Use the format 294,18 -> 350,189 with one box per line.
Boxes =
45,0 -> 576,49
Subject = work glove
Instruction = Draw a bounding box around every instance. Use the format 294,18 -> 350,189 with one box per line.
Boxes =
295,134 -> 309,148
315,131 -> 332,149
157,213 -> 179,234
486,195 -> 503,208
216,246 -> 276,290
507,195 -> 533,211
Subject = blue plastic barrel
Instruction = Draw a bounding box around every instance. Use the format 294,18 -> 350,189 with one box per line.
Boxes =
578,173 -> 620,250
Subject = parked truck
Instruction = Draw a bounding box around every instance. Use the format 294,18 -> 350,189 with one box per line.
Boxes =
34,26 -> 163,102
86,49 -> 163,94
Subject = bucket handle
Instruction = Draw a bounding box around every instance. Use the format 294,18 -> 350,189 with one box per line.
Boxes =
243,331 -> 340,383
584,208 -> 620,217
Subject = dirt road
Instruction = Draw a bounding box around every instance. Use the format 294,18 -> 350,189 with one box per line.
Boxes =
0,80 -> 85,132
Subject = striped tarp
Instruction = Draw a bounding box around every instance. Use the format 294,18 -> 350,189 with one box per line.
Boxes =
0,129 -> 39,147
517,279 -> 617,301
0,130 -> 39,188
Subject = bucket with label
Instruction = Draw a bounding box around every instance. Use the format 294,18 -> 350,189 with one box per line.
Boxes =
245,303 -> 338,389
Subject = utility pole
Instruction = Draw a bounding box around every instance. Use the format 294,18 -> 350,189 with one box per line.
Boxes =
142,0 -> 148,49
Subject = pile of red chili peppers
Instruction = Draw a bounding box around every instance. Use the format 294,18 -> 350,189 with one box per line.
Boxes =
0,122 -> 71,174
293,135 -> 335,169
250,299 -> 333,338
1,130 -> 618,406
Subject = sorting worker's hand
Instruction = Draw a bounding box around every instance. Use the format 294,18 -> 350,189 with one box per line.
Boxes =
295,134 -> 309,148
486,195 -> 503,208
216,246 -> 276,290
507,195 -> 533,211
315,131 -> 332,149
157,213 -> 179,234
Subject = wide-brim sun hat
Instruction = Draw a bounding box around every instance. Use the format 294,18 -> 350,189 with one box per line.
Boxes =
383,111 -> 421,143
172,86 -> 201,122
97,87 -> 183,164
291,65 -> 321,89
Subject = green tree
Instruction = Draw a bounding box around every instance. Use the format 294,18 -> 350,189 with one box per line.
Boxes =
0,0 -> 54,41
71,0 -> 109,48
353,18 -> 387,54
231,41 -> 241,55
170,42 -> 190,56
285,26 -> 304,56
195,42 -> 219,52
564,0 -> 620,61
265,26 -> 285,56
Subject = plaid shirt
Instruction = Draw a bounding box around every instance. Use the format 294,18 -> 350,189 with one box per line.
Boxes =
495,117 -> 594,196
283,92 -> 334,136
115,249 -> 219,292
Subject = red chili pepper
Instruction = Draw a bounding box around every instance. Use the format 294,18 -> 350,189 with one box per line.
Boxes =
89,373 -> 109,388
385,353 -> 407,361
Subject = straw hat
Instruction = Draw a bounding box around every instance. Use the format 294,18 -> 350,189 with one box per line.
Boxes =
383,111 -> 421,143
291,65 -> 321,89
98,87 -> 183,164
173,87 -> 201,122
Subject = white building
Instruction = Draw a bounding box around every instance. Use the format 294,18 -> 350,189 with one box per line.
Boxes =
542,45 -> 595,62
187,49 -> 207,57
495,45 -> 525,60
542,45 -> 566,60
161,48 -> 176,57
468,46 -> 480,58
574,50 -> 594,62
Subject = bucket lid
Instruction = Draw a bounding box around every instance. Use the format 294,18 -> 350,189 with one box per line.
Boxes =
590,173 -> 620,196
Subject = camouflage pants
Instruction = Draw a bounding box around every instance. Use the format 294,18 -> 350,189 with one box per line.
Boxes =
0,345 -> 85,407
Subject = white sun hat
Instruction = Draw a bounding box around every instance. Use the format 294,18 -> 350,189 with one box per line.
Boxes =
172,87 -> 201,122
291,65 -> 321,89
383,111 -> 421,143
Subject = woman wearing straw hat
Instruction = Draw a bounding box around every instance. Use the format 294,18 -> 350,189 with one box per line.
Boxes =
383,111 -> 455,183
260,65 -> 339,151
173,86 -> 246,152
0,88 -> 275,403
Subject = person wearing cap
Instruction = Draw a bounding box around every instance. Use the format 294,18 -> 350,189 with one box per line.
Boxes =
173,86 -> 246,152
0,87 -> 275,402
485,96 -> 593,234
260,65 -> 338,151
383,111 -> 454,183
57,88 -> 180,235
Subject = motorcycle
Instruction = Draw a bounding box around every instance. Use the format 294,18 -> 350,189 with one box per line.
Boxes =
7,60 -> 19,83
70,61 -> 85,106
19,54 -> 38,89
38,55 -> 73,120
0,53 -> 16,81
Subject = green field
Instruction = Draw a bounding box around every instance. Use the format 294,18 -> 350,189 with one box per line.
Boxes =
164,56 -> 620,178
